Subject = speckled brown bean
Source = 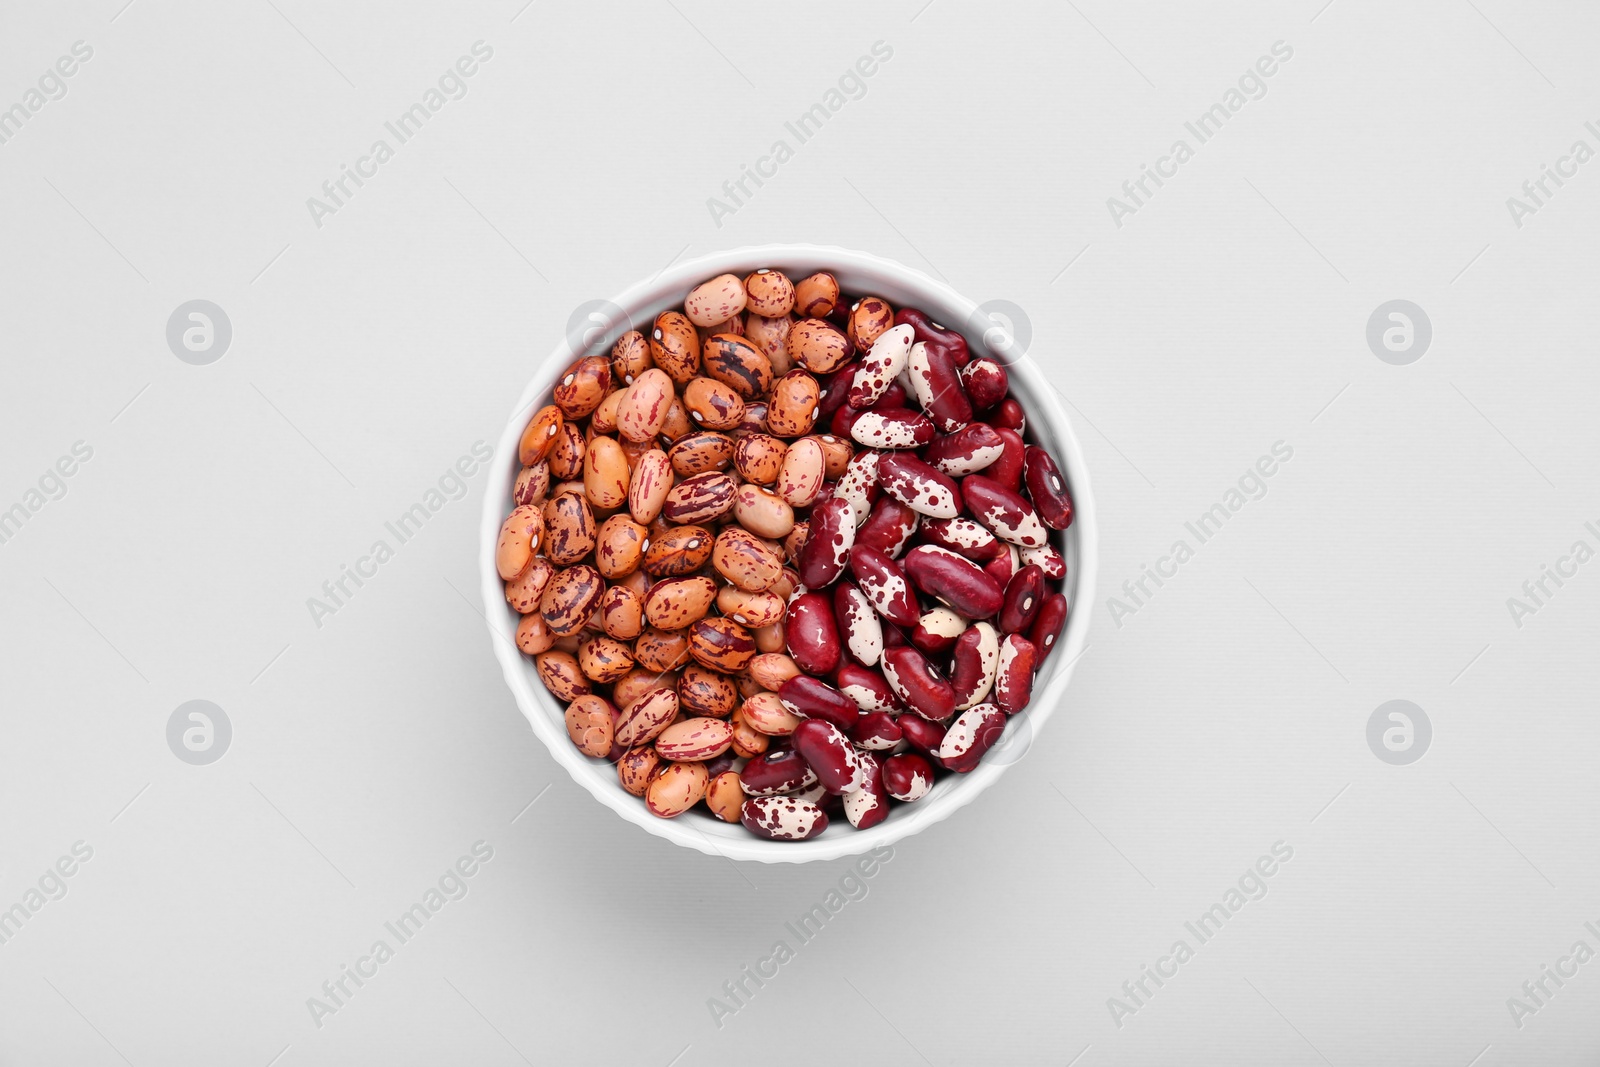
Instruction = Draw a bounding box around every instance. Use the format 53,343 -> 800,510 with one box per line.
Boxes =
649,311 -> 700,382
775,437 -> 824,507
518,404 -> 564,466
655,717 -> 735,762
548,422 -> 586,481
731,484 -> 794,540
552,356 -> 612,419
642,525 -> 713,576
633,627 -> 691,672
682,379 -> 745,432
662,471 -> 736,524
658,395 -> 693,443
513,463 -> 550,507
847,296 -> 895,353
747,652 -> 801,691
535,650 -> 590,702
515,612 -> 555,655
591,390 -> 623,435
614,668 -> 678,710
628,449 -> 673,524
617,746 -> 661,795
794,272 -> 841,318
740,691 -> 802,736
678,663 -> 738,717
744,313 -> 793,376
812,434 -> 854,479
543,491 -> 596,565
717,587 -> 785,630
645,760 -> 709,818
688,616 -> 757,672
705,770 -> 745,821
593,515 -> 647,579
539,565 -> 604,636
734,434 -> 787,485
765,369 -> 821,438
577,635 -> 633,684
753,620 -> 785,654
788,318 -> 854,374
782,523 -> 808,567
644,575 -> 717,630
728,705 -> 770,758
564,695 -> 615,757
616,368 -> 674,443
701,334 -> 773,400
600,584 -> 644,640
684,273 -> 747,327
667,431 -> 735,476
583,436 -> 630,510
743,268 -> 795,317
611,330 -> 652,386
504,556 -> 554,613
615,688 -> 679,747
712,527 -> 784,592
495,504 -> 544,580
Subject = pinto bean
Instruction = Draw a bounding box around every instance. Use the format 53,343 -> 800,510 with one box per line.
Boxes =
628,449 -> 674,523
667,430 -> 735,476
682,378 -> 746,431
649,310 -> 700,382
662,471 -> 736,524
505,556 -> 554,614
743,268 -> 795,317
645,760 -> 710,818
553,356 -> 612,419
732,484 -> 794,539
847,296 -> 895,353
616,368 -> 674,442
617,745 -> 661,795
684,273 -> 747,327
496,504 -> 544,580
775,436 -> 824,507
765,368 -> 821,437
734,434 -> 787,485
518,404 -> 564,465
688,616 -> 758,672
611,330 -> 652,386
643,524 -> 713,576
540,565 -> 604,636
701,334 -> 773,399
789,318 -> 854,374
536,650 -> 591,702
740,691 -> 802,736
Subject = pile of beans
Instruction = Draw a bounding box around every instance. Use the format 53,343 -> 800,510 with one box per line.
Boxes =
497,268 -> 1072,841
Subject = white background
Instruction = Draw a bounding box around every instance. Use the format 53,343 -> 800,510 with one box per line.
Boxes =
2,1 -> 1598,1064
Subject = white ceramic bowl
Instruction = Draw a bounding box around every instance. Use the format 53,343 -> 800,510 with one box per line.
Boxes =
481,244 -> 1096,863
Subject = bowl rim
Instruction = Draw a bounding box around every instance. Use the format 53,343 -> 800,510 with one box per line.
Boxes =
479,243 -> 1097,863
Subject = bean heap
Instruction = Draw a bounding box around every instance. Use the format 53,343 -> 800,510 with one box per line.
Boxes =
497,268 -> 1073,841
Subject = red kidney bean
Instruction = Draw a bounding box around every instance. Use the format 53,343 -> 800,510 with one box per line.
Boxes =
994,398 -> 1026,433
993,635 -> 1036,715
849,408 -> 935,450
1020,543 -> 1066,580
855,497 -> 920,558
877,452 -> 960,519
960,358 -> 1008,410
785,591 -> 841,674
849,545 -> 920,626
791,718 -> 870,794
869,381 -> 910,411
949,622 -> 1000,710
923,423 -> 1006,477
816,363 -> 859,421
740,747 -> 817,796
907,342 -> 972,434
1023,445 -> 1073,529
910,606 -> 966,656
938,703 -> 1008,772
835,662 -> 900,712
903,545 -> 1004,620
918,516 -> 1004,562
842,752 -> 889,829
849,710 -> 902,750
880,619 -> 909,650
832,582 -> 884,667
1031,593 -> 1069,662
988,427 -> 1026,492
741,795 -> 829,839
882,751 -> 936,801
984,546 -> 1018,586
999,564 -> 1045,633
846,323 -> 913,409
778,674 -> 860,731
894,307 -> 970,367
832,450 -> 879,527
962,475 -> 1049,548
797,495 -> 856,589
896,712 -> 945,755
830,403 -> 865,439
880,646 -> 956,720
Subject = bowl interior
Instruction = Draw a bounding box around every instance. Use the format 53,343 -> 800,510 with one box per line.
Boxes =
481,245 -> 1096,863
